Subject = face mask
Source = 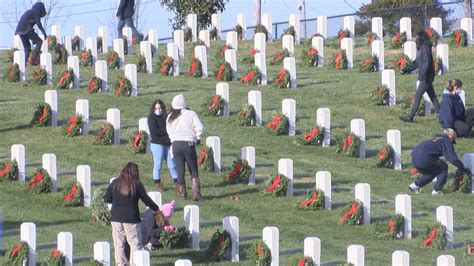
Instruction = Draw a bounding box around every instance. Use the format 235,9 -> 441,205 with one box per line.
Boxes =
455,88 -> 462,95
154,110 -> 162,116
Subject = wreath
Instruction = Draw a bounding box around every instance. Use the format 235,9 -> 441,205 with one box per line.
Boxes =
52,44 -> 68,65
298,127 -> 324,145
4,63 -> 20,82
122,36 -> 129,55
114,76 -> 132,97
131,130 -> 148,154
303,47 -> 318,67
254,24 -> 269,40
90,186 -> 111,225
451,168 -> 472,193
247,240 -> 272,266
366,32 -> 378,45
406,167 -> 420,179
270,49 -> 289,65
202,95 -> 225,116
283,26 -> 296,39
337,29 -> 350,44
64,115 -> 83,137
295,256 -> 314,266
48,35 -> 58,51
72,36 -> 80,51
241,48 -> 258,64
373,85 -> 390,105
31,103 -> 52,127
297,188 -> 325,210
33,66 -> 47,85
136,54 -> 147,73
87,76 -> 102,94
107,51 -> 120,69
187,57 -> 203,77
426,27 -> 439,45
226,159 -> 251,184
309,33 -> 324,42
238,104 -> 256,126
97,37 -> 103,53
159,226 -> 190,249
198,146 -> 214,172
47,249 -> 66,266
449,29 -> 467,48
156,55 -> 174,76
4,48 -> 17,63
339,200 -> 363,225
0,159 -> 18,181
391,32 -> 407,49
206,229 -> 232,261
62,182 -> 83,207
240,66 -> 261,85
394,53 -> 413,72
264,174 -> 288,197
375,145 -> 394,168
266,114 -> 289,135
274,68 -> 290,88
217,44 -> 232,57
234,24 -> 243,40
332,50 -> 348,70
80,49 -> 93,67
5,241 -> 29,265
27,168 -> 52,194
375,213 -> 404,239
359,55 -> 378,72
88,259 -> 104,266
210,27 -> 218,40
94,122 -> 114,145
423,223 -> 447,250
184,27 -> 192,42
336,132 -> 361,157
215,62 -> 233,81
434,56 -> 443,75
56,69 -> 74,89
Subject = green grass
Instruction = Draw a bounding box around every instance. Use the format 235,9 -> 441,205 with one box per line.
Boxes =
0,37 -> 473,265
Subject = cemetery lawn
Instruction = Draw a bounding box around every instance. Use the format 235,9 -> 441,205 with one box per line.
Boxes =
0,38 -> 473,265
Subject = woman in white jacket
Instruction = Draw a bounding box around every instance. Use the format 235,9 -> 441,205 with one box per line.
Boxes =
166,95 -> 204,201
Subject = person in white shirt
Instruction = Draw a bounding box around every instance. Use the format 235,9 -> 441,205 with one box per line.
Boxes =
166,94 -> 204,201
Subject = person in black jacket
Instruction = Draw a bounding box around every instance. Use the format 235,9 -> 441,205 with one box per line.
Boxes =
400,30 -> 440,123
15,2 -> 48,66
439,79 -> 474,137
104,162 -> 160,266
116,0 -> 141,41
408,129 -> 468,195
147,99 -> 178,192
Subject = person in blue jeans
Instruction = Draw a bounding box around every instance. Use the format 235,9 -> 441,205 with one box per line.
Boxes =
147,99 -> 178,192
116,0 -> 141,41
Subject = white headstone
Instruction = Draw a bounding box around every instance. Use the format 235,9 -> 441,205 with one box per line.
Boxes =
289,14 -> 300,44
211,14 -> 221,40
113,39 -> 125,68
400,17 -> 412,40
371,40 -> 384,71
45,90 -> 58,126
58,232 -> 73,266
51,25 -> 61,43
194,45 -> 208,78
392,250 -> 409,266
138,117 -> 151,153
237,13 -> 247,40
67,56 -> 80,88
343,16 -> 355,39
387,129 -> 402,170
98,26 -> 108,53
21,222 -> 36,266
42,153 -> 57,192
216,82 -> 229,116
430,17 -> 442,40
184,205 -> 200,250
341,38 -> 353,69
347,245 -> 364,266
461,17 -> 473,47
11,144 -> 26,181
107,108 -> 120,145
122,27 -> 133,53
175,260 -> 192,266
41,38 -> 48,53
463,153 -> 474,193
248,90 -> 262,126
436,206 -> 453,248
254,52 -> 267,85
254,32 -> 266,56
64,37 -> 72,58
95,60 -> 108,92
437,255 -> 455,266
13,35 -> 24,50
223,216 -> 239,262
395,194 -> 412,239
382,69 -> 396,106
282,99 -> 296,135
262,227 -> 279,266
316,108 -> 331,147
350,119 -> 366,158
13,51 -> 26,82
241,146 -> 256,185
167,43 -> 180,76
226,31 -> 238,51
133,250 -> 150,266
206,136 -> 221,173
372,17 -> 383,39
282,35 -> 295,57
404,41 -> 416,61
262,13 -> 273,40
147,191 -> 162,208
140,41 -> 153,73
283,57 -> 297,88
125,64 -> 137,96
77,165 -> 91,207
436,44 -> 449,74
278,158 -> 293,196
94,241 -> 110,266
148,29 -> 158,55
74,26 -> 85,50
459,90 -> 466,107
75,99 -> 89,135
187,14 -> 198,42
173,30 -> 185,58
225,49 -> 237,81
304,237 -> 321,266
198,30 -> 210,50
40,52 -> 52,85
315,171 -> 331,210
355,183 -> 371,225
86,37 -> 98,64
312,36 -> 324,67
317,15 -> 327,38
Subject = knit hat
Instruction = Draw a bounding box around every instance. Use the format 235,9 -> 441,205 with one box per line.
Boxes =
172,94 -> 187,109
161,200 -> 176,219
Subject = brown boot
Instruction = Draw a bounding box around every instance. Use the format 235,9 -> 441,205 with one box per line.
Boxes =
154,181 -> 163,192
176,181 -> 187,199
191,178 -> 202,201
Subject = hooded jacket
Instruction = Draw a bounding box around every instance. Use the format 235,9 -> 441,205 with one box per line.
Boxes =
116,0 -> 135,19
403,43 -> 435,83
15,2 -> 47,37
411,134 -> 464,170
439,91 -> 466,129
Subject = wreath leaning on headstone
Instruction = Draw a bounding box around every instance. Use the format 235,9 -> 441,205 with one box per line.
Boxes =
5,241 -> 29,265
63,115 -> 83,137
4,63 -> 20,82
226,159 -> 251,184
449,29 -> 467,48
264,174 -> 288,197
375,145 -> 394,168
90,186 -> 111,225
94,122 -> 114,145
238,104 -> 256,126
298,127 -> 324,146
366,32 -> 378,45
136,54 -> 147,73
87,76 -> 102,94
374,213 -> 404,239
187,57 -> 203,78
336,132 -> 361,157
47,249 -> 66,266
31,103 -> 52,127
215,61 -> 233,81
156,55 -> 174,76
113,76 -> 132,97
56,69 -> 74,89
0,159 -> 18,181
303,47 -> 318,67
27,168 -> 52,194
107,50 -> 120,69
247,240 -> 272,266
270,49 -> 289,65
423,222 -> 447,250
294,256 -> 314,266
240,66 -> 261,85
62,182 -> 83,207
373,85 -> 390,106
206,229 -> 232,261
391,32 -> 407,49
266,114 -> 289,136
451,168 -> 472,193
336,29 -> 350,45
159,226 -> 190,249
332,50 -> 348,70
4,48 -> 17,63
130,130 -> 148,154
80,49 -> 93,67
359,55 -> 378,72
296,188 -> 325,210
202,95 -> 225,116
198,146 -> 214,172
33,66 -> 47,85
339,200 -> 364,225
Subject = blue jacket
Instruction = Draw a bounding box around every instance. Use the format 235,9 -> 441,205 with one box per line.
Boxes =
411,134 -> 464,169
15,2 -> 47,37
438,92 -> 466,129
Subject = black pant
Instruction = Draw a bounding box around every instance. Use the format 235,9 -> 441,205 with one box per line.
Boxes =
172,141 -> 199,184
413,159 -> 448,191
19,31 -> 43,63
454,108 -> 474,137
409,81 -> 440,120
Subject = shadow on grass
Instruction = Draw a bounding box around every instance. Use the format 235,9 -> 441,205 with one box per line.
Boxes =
57,171 -> 75,177
0,124 -> 30,133
139,89 -> 187,96
204,187 -> 259,200
366,134 -> 383,140
89,115 -> 106,120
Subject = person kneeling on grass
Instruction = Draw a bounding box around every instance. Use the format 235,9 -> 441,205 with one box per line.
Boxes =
439,79 -> 474,137
409,129 -> 469,195
141,200 -> 176,250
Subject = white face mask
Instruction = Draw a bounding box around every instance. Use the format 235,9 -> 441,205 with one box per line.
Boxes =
455,88 -> 462,95
154,110 -> 163,116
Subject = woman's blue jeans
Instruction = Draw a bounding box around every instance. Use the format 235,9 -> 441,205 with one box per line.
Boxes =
150,143 -> 177,182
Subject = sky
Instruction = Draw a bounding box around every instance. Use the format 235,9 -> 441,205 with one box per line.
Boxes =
0,0 -> 466,47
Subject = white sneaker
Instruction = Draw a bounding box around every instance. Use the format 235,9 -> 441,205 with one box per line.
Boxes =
409,183 -> 421,193
432,190 -> 443,195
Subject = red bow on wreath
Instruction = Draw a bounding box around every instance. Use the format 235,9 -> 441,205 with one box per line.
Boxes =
216,65 -> 225,80
275,69 -> 286,84
64,185 -> 78,202
335,51 -> 343,70
240,71 -> 254,83
28,172 -> 44,189
209,96 -> 220,110
0,162 -> 12,176
298,258 -> 306,266
67,116 -> 77,133
133,132 -> 141,148
423,227 -> 438,246
211,234 -> 226,257
342,134 -> 353,152
455,31 -> 461,47
11,243 -> 23,257
339,203 -> 358,222
388,219 -> 395,234
257,243 -> 263,257
197,149 -> 207,166
304,128 -> 319,141
300,191 -> 318,207
229,162 -> 242,179
266,175 -> 281,192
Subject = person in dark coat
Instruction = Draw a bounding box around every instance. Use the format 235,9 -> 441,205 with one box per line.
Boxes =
116,0 -> 141,41
408,129 -> 468,195
15,2 -> 48,65
439,79 -> 474,137
400,30 -> 440,122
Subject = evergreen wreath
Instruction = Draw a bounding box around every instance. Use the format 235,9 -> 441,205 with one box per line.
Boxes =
336,132 -> 361,157
215,61 -> 233,81
80,49 -> 93,67
113,76 -> 132,97
274,68 -> 290,88
234,24 -> 243,40
107,50 -> 120,69
5,241 -> 29,265
240,66 -> 261,85
27,168 -> 52,194
254,24 -> 269,40
339,200 -> 364,225
452,168 -> 472,193
375,213 -> 404,239
33,66 -> 47,85
94,122 -> 114,145
238,104 -> 256,126
136,54 -> 147,73
241,48 -> 258,64
159,226 -> 190,249
423,222 -> 447,250
206,229 -> 232,261
337,29 -> 350,44
391,32 -> 407,49
373,85 -> 390,105
283,26 -> 296,39
87,76 -> 102,94
53,44 -> 68,65
210,26 -> 218,40
47,249 -> 66,266
156,55 -> 174,76
394,53 -> 413,72
298,127 -> 324,145
295,256 -> 314,266
48,35 -> 58,50
270,49 -> 290,65
217,44 -> 232,57
332,50 -> 348,70
0,159 -> 18,181
62,182 -> 83,207
4,63 -> 20,82
401,97 -> 425,116
87,259 -> 104,266
184,27 -> 192,42
71,36 -> 80,51
266,114 -> 289,135
202,95 -> 225,116
449,29 -> 467,48
226,159 -> 251,184
375,145 -> 394,168
131,130 -> 148,154
264,174 -> 288,197
247,240 -> 272,266
90,186 -> 111,225
64,115 -> 83,137
297,188 -> 325,210
187,57 -> 203,77
4,48 -> 17,63
31,103 -> 52,127
366,32 -> 378,45
198,146 -> 214,172
425,27 -> 439,45
56,69 -> 74,89
359,55 -> 378,72
97,37 -> 103,53
406,167 -> 419,179
303,47 -> 318,67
